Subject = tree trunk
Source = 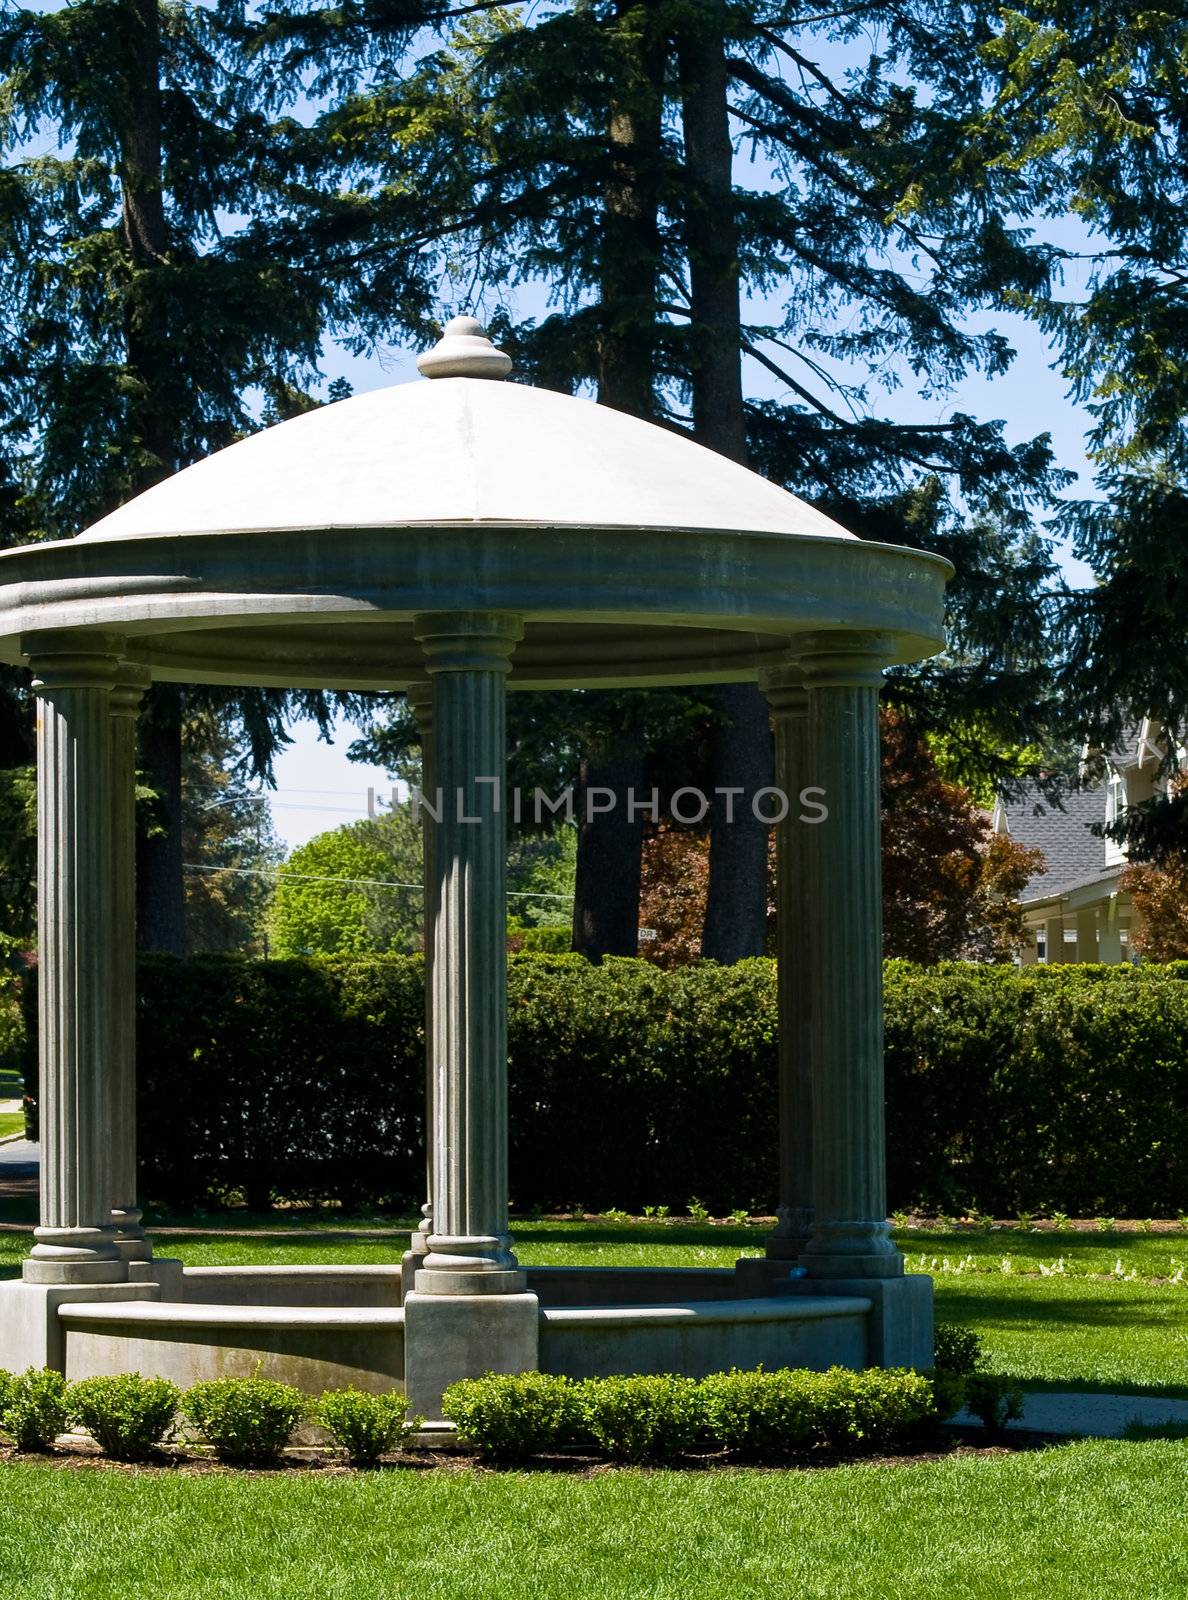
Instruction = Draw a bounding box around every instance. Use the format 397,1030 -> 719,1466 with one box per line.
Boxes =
136,690 -> 186,954
572,737 -> 646,961
119,0 -> 175,482
596,1 -> 664,416
572,2 -> 665,959
680,9 -> 773,962
119,0 -> 189,952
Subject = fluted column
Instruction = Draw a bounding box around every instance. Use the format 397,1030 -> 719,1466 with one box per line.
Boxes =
761,664 -> 813,1261
798,632 -> 902,1280
109,664 -> 152,1260
24,633 -> 125,1284
413,612 -> 524,1294
406,678 -> 435,1282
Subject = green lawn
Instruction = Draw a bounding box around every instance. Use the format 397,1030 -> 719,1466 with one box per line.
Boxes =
1,1217 -> 1185,1595
1,1217 -> 1185,1394
0,1441 -> 1185,1599
0,1110 -> 24,1138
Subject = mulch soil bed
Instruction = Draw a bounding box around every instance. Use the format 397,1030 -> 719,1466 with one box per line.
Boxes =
0,1429 -> 1060,1478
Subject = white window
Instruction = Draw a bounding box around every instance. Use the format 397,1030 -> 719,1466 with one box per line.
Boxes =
1104,773 -> 1126,865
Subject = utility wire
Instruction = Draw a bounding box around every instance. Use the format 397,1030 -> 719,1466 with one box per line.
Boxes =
183,863 -> 574,902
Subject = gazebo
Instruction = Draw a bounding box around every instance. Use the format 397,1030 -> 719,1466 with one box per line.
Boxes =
0,320 -> 948,1421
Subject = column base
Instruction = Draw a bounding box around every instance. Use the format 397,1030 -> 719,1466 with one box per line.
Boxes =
23,1257 -> 126,1286
127,1257 -> 185,1299
400,1232 -> 431,1305
800,1220 -> 903,1280
26,1225 -> 125,1283
734,1256 -> 807,1297
400,1249 -> 421,1304
801,1252 -> 903,1280
764,1219 -> 812,1261
415,1267 -> 527,1296
404,1290 -> 539,1422
114,1237 -> 153,1264
112,1207 -> 153,1263
785,1273 -> 933,1368
420,1232 -> 523,1294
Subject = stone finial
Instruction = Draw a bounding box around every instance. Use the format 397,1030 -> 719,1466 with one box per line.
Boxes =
416,316 -> 513,381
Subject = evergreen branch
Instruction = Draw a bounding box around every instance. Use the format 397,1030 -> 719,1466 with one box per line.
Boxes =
754,28 -> 860,114
742,337 -> 851,424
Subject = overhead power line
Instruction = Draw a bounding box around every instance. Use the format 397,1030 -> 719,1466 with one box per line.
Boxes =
183,863 -> 574,902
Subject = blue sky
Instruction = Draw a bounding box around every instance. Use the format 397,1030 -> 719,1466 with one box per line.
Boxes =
265,275 -> 1101,851
267,294 -> 1102,852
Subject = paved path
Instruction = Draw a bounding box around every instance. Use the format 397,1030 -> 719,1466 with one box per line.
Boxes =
989,1391 -> 1188,1439
0,1136 -> 37,1165
0,1135 -> 37,1198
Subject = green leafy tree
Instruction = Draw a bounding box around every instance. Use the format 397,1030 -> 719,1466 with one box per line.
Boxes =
352,685 -> 713,958
507,824 -> 577,929
267,810 -> 426,958
0,765 -> 36,945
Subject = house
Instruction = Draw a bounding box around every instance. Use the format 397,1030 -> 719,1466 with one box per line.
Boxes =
993,719 -> 1185,964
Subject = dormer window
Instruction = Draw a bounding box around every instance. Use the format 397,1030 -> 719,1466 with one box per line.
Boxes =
1104,772 -> 1126,864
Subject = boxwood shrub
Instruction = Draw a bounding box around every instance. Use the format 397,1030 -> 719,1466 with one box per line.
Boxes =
441,1372 -> 580,1462
183,1377 -> 305,1464
69,1373 -> 180,1461
315,1388 -> 418,1466
0,1367 -> 69,1452
20,955 -> 1188,1215
700,1368 -> 819,1462
441,1366 -> 938,1464
577,1374 -> 706,1464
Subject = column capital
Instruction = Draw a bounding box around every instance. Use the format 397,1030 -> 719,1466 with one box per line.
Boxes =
405,677 -> 433,730
759,660 -> 808,720
414,612 -> 523,674
795,631 -> 893,691
110,662 -> 152,718
23,630 -> 125,692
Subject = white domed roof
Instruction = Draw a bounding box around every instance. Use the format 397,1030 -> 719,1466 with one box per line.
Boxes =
81,322 -> 854,544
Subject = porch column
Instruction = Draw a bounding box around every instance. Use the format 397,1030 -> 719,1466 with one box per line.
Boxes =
413,612 -> 525,1293
109,664 -> 152,1260
1075,908 -> 1099,964
1044,914 -> 1067,964
798,632 -> 901,1280
404,678 -> 435,1292
1099,900 -> 1123,963
761,664 -> 813,1260
24,633 -> 125,1284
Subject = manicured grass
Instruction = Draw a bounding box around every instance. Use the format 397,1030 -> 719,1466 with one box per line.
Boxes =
0,1441 -> 1186,1599
931,1275 -> 1188,1396
0,1110 -> 24,1138
2,1217 -> 1185,1394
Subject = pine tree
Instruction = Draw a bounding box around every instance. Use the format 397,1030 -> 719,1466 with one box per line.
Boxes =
0,0 -> 438,947
348,1 -> 1071,955
979,0 -> 1188,854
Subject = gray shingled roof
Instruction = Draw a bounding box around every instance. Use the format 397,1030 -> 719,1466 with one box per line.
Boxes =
999,784 -> 1110,899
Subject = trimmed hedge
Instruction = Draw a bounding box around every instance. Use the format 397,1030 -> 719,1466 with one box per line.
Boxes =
441,1366 -> 937,1463
20,955 -> 1188,1215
